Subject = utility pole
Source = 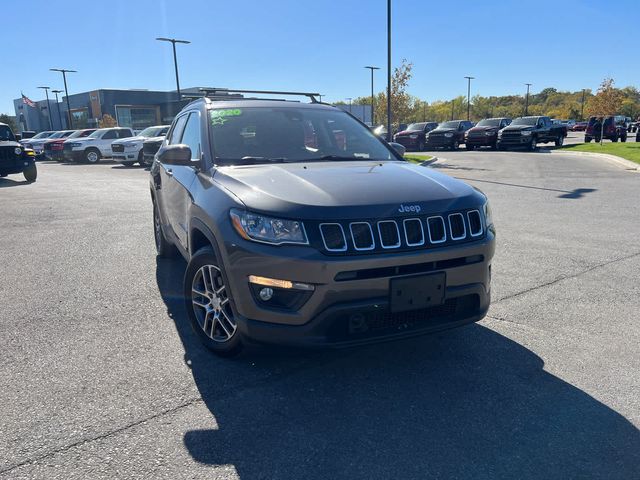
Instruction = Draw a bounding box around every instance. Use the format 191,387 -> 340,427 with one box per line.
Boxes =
50,68 -> 76,128
580,88 -> 586,121
423,103 -> 426,122
386,0 -> 392,141
451,98 -> 455,120
156,37 -> 191,100
52,90 -> 64,129
364,66 -> 380,125
464,76 -> 474,121
524,83 -> 532,116
37,86 -> 53,130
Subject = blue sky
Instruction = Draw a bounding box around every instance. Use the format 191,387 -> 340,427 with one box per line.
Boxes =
1,0 -> 637,114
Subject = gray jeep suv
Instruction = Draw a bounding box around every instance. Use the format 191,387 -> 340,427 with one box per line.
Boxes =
151,89 -> 495,356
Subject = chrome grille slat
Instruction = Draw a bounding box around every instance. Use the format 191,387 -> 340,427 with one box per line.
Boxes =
377,220 -> 401,249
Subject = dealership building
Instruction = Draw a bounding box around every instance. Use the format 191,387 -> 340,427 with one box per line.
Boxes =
13,88 -> 372,133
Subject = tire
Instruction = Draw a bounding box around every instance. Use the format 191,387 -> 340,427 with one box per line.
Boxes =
184,246 -> 243,357
611,136 -> 618,143
465,144 -> 475,151
23,164 -> 37,183
121,161 -> 135,167
451,140 -> 459,151
621,135 -> 627,143
417,140 -> 425,152
529,137 -> 537,151
555,135 -> 564,147
138,150 -> 145,166
85,148 -> 101,164
153,202 -> 178,258
585,136 -> 592,143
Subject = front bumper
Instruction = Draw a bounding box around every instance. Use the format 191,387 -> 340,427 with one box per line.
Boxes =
393,137 -> 419,148
63,149 -> 85,162
425,136 -> 455,148
466,135 -> 497,147
113,153 -> 139,162
221,232 -> 495,347
497,135 -> 531,146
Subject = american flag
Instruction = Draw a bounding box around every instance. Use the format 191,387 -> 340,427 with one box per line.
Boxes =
21,93 -> 36,107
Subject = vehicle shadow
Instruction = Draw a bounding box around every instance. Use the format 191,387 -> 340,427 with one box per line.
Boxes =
155,257 -> 640,479
0,177 -> 30,188
453,177 -> 598,199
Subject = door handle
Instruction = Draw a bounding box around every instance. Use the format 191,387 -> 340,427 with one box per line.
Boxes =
166,168 -> 173,177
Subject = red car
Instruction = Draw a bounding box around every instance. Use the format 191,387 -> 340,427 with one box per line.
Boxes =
44,129 -> 97,161
571,122 -> 588,131
585,116 -> 627,142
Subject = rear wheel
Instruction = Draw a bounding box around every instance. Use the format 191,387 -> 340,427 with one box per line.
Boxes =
585,136 -> 591,143
184,247 -> 243,357
611,135 -> 618,142
153,202 -> 177,258
621,135 -> 627,143
465,144 -> 475,151
85,148 -> 101,164
138,150 -> 145,166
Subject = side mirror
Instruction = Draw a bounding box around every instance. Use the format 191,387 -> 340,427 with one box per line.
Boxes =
389,142 -> 406,157
157,144 -> 194,166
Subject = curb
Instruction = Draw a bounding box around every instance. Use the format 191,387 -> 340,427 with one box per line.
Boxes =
419,156 -> 439,166
550,149 -> 639,171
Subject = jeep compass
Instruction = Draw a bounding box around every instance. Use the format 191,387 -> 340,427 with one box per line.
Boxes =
150,89 -> 495,356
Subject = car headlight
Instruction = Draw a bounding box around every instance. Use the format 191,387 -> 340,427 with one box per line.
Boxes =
230,209 -> 308,245
14,147 -> 22,155
409,134 -> 418,139
521,130 -> 532,136
444,132 -> 454,138
483,200 -> 495,234
485,130 -> 496,136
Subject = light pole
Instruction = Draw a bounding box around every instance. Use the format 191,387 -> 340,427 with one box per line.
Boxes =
52,90 -> 64,129
38,86 -> 53,130
580,88 -> 586,121
464,76 -> 474,121
50,68 -> 76,128
156,37 -> 191,100
451,98 -> 455,120
423,103 -> 426,122
386,0 -> 392,141
364,66 -> 380,125
346,98 -> 352,113
524,83 -> 532,116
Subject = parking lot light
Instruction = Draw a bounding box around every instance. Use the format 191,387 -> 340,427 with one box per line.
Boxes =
156,37 -> 191,100
50,68 -> 77,129
364,66 -> 380,125
37,86 -> 53,130
464,76 -> 474,121
51,90 -> 64,129
524,83 -> 532,116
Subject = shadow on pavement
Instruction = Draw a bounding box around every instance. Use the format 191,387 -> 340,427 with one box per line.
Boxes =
155,257 -> 640,479
454,177 -> 598,199
0,177 -> 30,188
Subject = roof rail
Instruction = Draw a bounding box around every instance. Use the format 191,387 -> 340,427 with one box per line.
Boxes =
197,88 -> 321,103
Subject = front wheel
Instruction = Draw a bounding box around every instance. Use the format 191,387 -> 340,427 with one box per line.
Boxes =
417,140 -> 425,152
529,137 -> 537,151
184,247 -> 243,357
85,148 -> 101,164
621,135 -> 627,143
451,140 -> 459,150
555,135 -> 564,147
23,164 -> 37,183
465,144 -> 475,151
121,161 -> 135,167
611,136 -> 618,143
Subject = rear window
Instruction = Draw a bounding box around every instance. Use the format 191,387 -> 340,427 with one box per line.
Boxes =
0,125 -> 15,141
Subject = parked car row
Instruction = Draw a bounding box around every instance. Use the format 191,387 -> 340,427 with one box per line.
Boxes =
19,125 -> 170,166
389,116 -> 566,151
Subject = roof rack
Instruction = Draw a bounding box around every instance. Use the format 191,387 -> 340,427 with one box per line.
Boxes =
197,88 -> 321,103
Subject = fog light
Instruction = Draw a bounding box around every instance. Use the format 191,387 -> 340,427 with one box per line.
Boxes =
259,287 -> 274,301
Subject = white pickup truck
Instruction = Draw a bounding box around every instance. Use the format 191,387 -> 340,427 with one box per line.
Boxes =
110,125 -> 170,166
63,127 -> 134,163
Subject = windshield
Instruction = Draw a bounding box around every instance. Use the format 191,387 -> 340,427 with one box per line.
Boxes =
31,131 -> 54,139
138,126 -> 164,138
437,121 -> 459,129
67,130 -> 91,139
0,125 -> 15,141
48,131 -> 68,139
88,130 -> 105,138
476,119 -> 501,127
511,117 -> 538,126
406,123 -> 426,131
208,107 -> 394,164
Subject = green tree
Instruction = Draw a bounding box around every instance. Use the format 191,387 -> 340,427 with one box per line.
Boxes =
0,114 -> 18,132
587,78 -> 623,117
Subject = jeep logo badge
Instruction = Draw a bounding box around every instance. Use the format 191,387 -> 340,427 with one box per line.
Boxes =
398,204 -> 421,214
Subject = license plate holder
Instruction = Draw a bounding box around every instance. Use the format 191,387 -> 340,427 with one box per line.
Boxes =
389,273 -> 446,313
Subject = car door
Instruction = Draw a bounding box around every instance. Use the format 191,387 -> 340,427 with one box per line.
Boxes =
99,129 -> 118,156
161,111 -> 201,251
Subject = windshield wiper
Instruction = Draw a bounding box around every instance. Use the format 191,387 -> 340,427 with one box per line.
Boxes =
216,156 -> 288,165
309,155 -> 364,162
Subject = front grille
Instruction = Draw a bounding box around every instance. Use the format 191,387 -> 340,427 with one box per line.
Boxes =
63,143 -> 73,151
316,209 -> 484,255
143,141 -> 162,155
500,131 -> 522,139
0,146 -> 16,162
111,144 -> 124,153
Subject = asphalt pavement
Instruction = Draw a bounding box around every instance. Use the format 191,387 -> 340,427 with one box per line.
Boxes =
0,153 -> 639,479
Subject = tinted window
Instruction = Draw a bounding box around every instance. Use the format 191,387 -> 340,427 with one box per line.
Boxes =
180,112 -> 202,160
0,125 -> 15,141
167,115 -> 188,145
118,130 -> 133,138
102,130 -> 118,140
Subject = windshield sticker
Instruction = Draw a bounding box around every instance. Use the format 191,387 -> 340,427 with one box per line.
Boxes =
210,109 -> 242,127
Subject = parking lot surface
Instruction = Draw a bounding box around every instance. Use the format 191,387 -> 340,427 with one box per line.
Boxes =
1,154 -> 639,479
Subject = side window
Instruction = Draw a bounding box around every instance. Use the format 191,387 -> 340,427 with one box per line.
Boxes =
167,115 -> 188,145
180,112 -> 202,160
102,130 -> 117,140
119,130 -> 133,138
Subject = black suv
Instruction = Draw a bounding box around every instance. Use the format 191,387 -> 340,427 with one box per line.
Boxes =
393,122 -> 438,151
497,116 -> 567,150
0,122 -> 37,182
151,89 -> 495,356
425,120 -> 473,150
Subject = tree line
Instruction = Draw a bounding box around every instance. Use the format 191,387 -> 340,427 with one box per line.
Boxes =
340,60 -> 640,125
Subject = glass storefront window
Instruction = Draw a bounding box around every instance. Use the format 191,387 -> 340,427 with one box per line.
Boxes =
115,106 -> 159,130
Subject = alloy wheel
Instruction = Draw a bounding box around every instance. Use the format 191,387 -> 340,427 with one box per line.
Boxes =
191,265 -> 236,342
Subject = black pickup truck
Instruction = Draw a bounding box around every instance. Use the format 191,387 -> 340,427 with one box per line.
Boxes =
497,116 -> 567,151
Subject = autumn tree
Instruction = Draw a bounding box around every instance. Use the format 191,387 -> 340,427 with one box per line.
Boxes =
586,78 -> 623,117
0,114 -> 18,132
373,59 -> 415,128
99,114 -> 118,128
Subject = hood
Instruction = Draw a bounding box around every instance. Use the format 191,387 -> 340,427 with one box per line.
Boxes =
65,137 -> 95,144
429,128 -> 456,134
502,124 -> 533,132
116,135 -> 146,145
395,129 -> 421,136
0,140 -> 21,148
144,136 -> 165,143
468,125 -> 498,133
214,160 -> 484,220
